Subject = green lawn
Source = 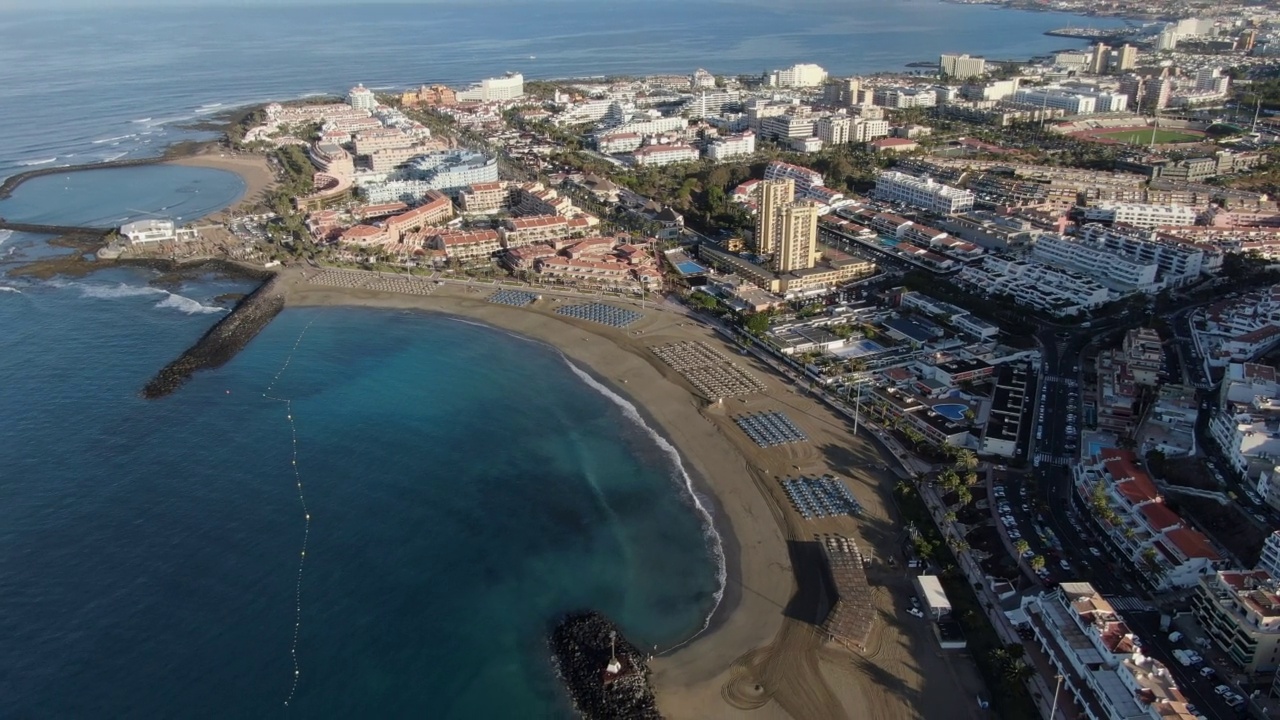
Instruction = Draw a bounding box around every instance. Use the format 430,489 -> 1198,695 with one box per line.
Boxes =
1093,128 -> 1202,144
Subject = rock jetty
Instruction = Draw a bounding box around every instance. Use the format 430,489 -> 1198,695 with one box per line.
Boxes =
549,611 -> 662,720
142,274 -> 283,398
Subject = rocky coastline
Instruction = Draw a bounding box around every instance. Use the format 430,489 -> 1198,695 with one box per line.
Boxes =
549,611 -> 662,720
141,273 -> 283,399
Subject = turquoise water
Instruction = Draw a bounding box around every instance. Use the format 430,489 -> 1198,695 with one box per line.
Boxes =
0,173 -> 720,717
933,403 -> 968,421
0,164 -> 246,226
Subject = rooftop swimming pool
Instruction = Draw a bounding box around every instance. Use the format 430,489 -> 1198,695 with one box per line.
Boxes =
933,403 -> 969,422
675,261 -> 706,275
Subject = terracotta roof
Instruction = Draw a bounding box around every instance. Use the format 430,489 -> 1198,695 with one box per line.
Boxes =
507,215 -> 567,230
432,229 -> 500,246
1163,527 -> 1220,561
1139,502 -> 1181,531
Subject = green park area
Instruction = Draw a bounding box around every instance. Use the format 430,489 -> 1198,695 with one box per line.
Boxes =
1092,128 -> 1203,145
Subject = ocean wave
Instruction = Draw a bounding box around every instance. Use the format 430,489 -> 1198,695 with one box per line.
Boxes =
73,282 -> 167,300
155,293 -> 227,315
54,280 -> 227,314
100,152 -> 128,162
18,157 -> 57,166
561,359 -> 727,646
0,229 -> 12,245
92,134 -> 137,144
132,117 -> 152,123
0,286 -> 22,294
198,102 -> 224,110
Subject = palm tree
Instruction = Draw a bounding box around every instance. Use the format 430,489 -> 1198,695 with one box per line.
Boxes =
1014,539 -> 1031,556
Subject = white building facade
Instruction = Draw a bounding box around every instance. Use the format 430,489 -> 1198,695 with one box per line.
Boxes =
873,171 -> 975,215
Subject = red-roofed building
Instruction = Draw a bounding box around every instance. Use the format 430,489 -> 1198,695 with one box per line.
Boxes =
501,214 -> 571,249
1191,570 -> 1280,674
339,224 -> 392,246
384,191 -> 454,238
426,229 -> 502,263
1074,449 -> 1225,591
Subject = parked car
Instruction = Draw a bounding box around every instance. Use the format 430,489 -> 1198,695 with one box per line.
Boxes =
907,607 -> 925,618
1089,547 -> 1102,557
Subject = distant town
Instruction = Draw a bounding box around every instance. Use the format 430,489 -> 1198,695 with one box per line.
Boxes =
90,8 -> 1280,720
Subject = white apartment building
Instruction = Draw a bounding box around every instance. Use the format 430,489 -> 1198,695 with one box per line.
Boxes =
407,150 -> 499,193
601,116 -> 686,138
691,68 -> 716,88
682,90 -> 739,119
939,53 -> 986,79
347,84 -> 377,111
1013,88 -> 1098,114
1031,233 -> 1161,294
760,113 -> 815,142
958,256 -> 1110,317
1077,224 -> 1210,286
556,98 -> 622,125
1073,449 -> 1221,591
455,73 -> 524,102
1082,203 -> 1198,229
852,117 -> 890,142
1210,362 -> 1280,480
873,171 -> 975,215
631,143 -> 699,166
872,87 -> 937,109
596,132 -> 644,154
768,63 -> 827,88
1260,531 -> 1280,579
1191,570 -> 1280,675
764,160 -> 824,195
705,131 -> 756,161
816,115 -> 851,145
1017,583 -> 1197,720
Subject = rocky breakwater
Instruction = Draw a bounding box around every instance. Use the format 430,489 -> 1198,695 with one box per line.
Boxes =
142,274 -> 283,399
549,611 -> 662,720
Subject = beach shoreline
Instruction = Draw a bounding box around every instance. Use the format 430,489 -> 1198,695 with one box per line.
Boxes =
165,147 -> 276,220
277,269 -> 799,717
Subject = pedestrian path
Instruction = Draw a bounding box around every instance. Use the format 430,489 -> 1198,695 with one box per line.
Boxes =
1104,595 -> 1155,613
1034,453 -> 1071,467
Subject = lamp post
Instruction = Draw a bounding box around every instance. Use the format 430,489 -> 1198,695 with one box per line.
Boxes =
1049,674 -> 1064,720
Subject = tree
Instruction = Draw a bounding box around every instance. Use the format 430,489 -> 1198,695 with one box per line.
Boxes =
744,312 -> 771,336
1013,539 -> 1031,556
956,486 -> 973,506
1030,555 -> 1046,571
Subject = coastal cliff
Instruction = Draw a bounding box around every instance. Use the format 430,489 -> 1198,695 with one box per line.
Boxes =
549,612 -> 662,720
142,274 -> 283,398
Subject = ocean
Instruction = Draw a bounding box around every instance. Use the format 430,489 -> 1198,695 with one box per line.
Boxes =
1,1 -> 1122,716
0,0 -> 1123,178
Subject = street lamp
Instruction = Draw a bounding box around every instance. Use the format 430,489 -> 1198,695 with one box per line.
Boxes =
1049,674 -> 1064,719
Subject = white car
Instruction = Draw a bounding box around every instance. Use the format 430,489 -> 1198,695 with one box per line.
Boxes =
1022,549 -> 1035,559
907,607 -> 925,618
1059,559 -> 1071,571
1214,685 -> 1231,696
1089,547 -> 1102,557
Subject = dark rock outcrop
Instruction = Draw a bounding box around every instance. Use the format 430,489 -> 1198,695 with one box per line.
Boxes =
142,275 -> 283,398
549,611 -> 662,720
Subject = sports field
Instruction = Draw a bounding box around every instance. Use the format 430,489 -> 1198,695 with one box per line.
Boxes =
1091,128 -> 1203,144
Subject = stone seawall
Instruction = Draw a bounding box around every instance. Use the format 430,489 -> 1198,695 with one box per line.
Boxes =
549,611 -> 662,720
142,274 -> 283,399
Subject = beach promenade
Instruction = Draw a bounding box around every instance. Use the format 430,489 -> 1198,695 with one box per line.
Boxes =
278,266 -> 986,720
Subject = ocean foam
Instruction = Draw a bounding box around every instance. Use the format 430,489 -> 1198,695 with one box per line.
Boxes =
0,286 -> 22,294
56,280 -> 227,314
562,360 -> 727,648
132,117 -> 152,123
18,157 -> 57,166
155,293 -> 227,315
92,134 -> 137,145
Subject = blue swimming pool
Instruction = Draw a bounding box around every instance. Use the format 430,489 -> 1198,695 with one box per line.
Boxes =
933,403 -> 968,421
676,261 -> 706,275
1088,441 -> 1104,457
878,236 -> 899,247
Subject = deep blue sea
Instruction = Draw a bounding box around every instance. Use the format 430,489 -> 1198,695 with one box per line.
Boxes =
0,1 -> 1122,716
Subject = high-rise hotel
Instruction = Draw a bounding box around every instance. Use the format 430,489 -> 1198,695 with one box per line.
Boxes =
754,179 -> 820,273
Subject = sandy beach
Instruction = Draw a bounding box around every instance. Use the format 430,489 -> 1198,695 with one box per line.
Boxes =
167,147 -> 276,219
278,269 -> 985,719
